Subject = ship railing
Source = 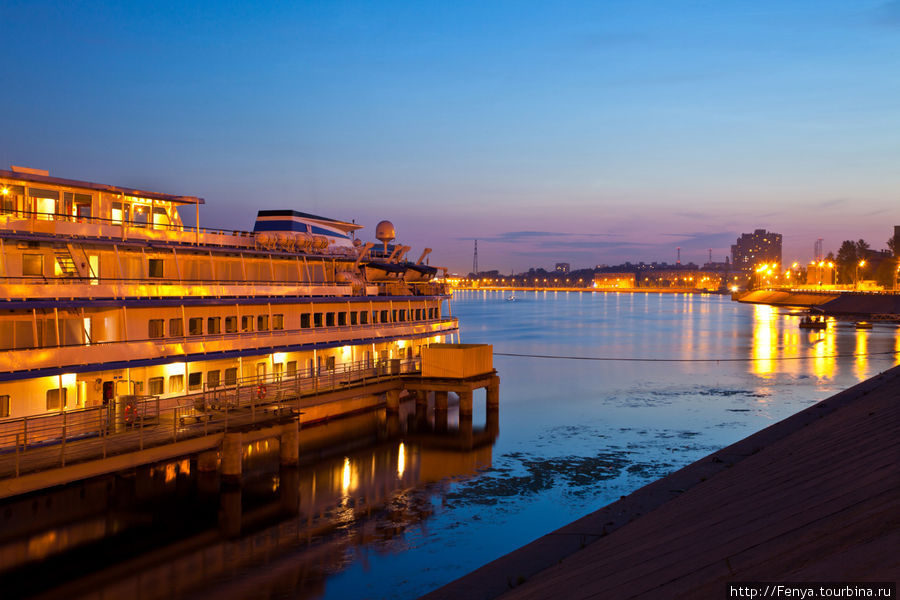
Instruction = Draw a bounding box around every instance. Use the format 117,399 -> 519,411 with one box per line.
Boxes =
199,356 -> 422,412
0,208 -> 256,242
0,358 -> 422,479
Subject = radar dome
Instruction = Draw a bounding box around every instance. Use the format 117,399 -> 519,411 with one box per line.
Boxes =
375,220 -> 396,252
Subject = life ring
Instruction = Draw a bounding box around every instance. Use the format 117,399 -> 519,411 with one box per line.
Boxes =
257,384 -> 267,400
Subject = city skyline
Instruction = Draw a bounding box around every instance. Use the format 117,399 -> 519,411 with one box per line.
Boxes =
3,0 -> 899,272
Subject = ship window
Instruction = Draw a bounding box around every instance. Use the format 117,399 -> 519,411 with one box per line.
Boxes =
398,310 -> 406,322
0,395 -> 8,418
23,254 -> 43,276
169,374 -> 184,393
148,319 -> 165,338
286,361 -> 297,378
360,311 -> 368,325
241,316 -> 253,332
46,388 -> 67,411
257,315 -> 269,331
273,314 -> 284,330
224,367 -> 238,386
314,313 -> 323,327
207,370 -> 220,387
169,318 -> 183,337
392,310 -> 398,322
207,317 -> 221,334
148,377 -> 164,396
350,312 -> 358,326
132,204 -> 150,227
225,316 -> 237,333
325,313 -> 335,327
380,310 -> 389,323
338,312 -> 346,326
300,314 -> 311,329
325,356 -> 335,371
188,372 -> 202,390
188,317 -> 202,336
148,259 -> 164,278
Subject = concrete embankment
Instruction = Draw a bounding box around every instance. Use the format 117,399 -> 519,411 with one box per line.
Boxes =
422,366 -> 900,600
736,289 -> 900,319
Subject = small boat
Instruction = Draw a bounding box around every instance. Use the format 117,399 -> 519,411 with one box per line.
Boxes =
506,295 -> 516,302
799,315 -> 827,330
854,321 -> 873,330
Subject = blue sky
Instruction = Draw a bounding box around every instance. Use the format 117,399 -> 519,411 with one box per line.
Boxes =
2,1 -> 899,272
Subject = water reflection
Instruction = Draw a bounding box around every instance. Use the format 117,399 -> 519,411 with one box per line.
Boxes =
0,400 -> 498,600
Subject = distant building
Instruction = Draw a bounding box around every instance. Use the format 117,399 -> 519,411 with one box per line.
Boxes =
555,262 -> 570,274
731,229 -> 782,271
593,273 -> 635,289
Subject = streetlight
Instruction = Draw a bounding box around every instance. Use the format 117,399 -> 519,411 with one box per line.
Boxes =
856,260 -> 866,289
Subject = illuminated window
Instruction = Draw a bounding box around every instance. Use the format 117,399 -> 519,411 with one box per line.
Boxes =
286,361 -> 297,378
273,314 -> 284,330
169,374 -> 184,393
0,395 -> 9,418
325,356 -> 335,370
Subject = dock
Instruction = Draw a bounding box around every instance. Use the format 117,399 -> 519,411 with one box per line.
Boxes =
423,365 -> 900,599
0,347 -> 499,500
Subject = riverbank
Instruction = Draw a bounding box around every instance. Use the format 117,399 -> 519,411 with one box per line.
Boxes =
736,289 -> 900,320
454,286 -> 723,294
422,364 -> 900,599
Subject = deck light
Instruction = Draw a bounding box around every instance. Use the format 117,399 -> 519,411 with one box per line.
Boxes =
1,187 -> 9,195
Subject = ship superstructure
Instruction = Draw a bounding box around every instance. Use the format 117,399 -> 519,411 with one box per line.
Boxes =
0,166 -> 457,418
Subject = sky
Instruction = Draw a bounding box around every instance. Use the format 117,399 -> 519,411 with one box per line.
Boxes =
2,0 -> 899,273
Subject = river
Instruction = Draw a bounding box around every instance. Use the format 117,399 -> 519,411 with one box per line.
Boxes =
3,290 -> 897,599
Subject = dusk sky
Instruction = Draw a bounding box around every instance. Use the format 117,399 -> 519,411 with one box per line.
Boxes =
3,1 -> 899,273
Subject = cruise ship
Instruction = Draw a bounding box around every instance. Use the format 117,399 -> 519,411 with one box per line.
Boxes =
0,165 -> 459,421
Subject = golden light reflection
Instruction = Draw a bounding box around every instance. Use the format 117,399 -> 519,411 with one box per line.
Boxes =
341,457 -> 351,494
812,326 -> 836,380
179,459 -> 190,475
397,442 -> 406,478
165,463 -> 176,483
855,330 -> 868,380
751,304 -> 777,377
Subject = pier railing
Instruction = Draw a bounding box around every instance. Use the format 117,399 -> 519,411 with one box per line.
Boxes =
0,357 -> 421,478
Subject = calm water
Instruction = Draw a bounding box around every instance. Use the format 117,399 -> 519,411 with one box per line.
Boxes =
3,291 -> 898,599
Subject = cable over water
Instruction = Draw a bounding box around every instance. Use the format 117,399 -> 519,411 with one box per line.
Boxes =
493,350 -> 900,363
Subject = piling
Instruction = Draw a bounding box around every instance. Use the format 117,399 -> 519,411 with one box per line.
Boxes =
386,389 -> 401,413
280,420 -> 299,467
221,432 -> 243,482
